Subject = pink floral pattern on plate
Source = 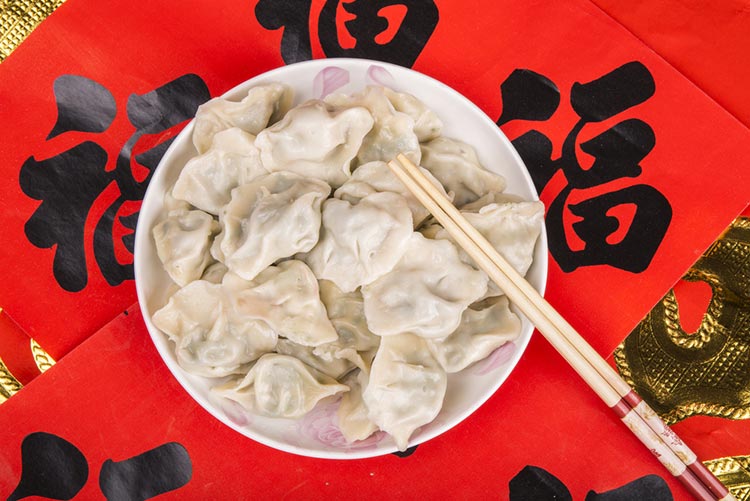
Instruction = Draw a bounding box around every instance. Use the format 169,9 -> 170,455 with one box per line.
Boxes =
366,64 -> 396,87
221,398 -> 253,427
468,341 -> 518,376
312,66 -> 350,98
312,64 -> 397,100
298,397 -> 385,450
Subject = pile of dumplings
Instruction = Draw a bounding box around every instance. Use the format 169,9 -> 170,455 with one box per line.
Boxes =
151,82 -> 544,451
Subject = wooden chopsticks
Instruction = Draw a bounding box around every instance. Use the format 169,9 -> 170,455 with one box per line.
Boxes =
387,153 -> 734,501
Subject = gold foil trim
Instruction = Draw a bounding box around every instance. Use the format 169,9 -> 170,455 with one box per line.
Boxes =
615,217 -> 750,424
30,338 -> 55,372
0,356 -> 23,403
0,0 -> 67,62
704,455 -> 750,500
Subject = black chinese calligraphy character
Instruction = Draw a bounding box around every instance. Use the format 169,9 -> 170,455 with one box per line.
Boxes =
254,0 -> 313,63
497,69 -> 560,127
94,74 -> 210,287
99,442 -> 192,501
47,74 -> 117,139
255,0 -> 438,67
7,432 -> 88,501
20,74 -> 210,292
508,466 -> 673,501
498,62 -> 672,273
8,432 -> 192,500
21,141 -> 112,292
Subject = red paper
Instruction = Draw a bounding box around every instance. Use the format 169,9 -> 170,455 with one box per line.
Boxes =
591,0 -> 750,129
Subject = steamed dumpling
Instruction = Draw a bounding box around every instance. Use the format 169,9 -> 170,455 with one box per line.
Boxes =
275,338 -> 354,380
231,261 -> 338,347
255,101 -> 374,187
214,354 -> 349,418
152,280 -> 277,377
213,171 -> 330,281
459,191 -> 524,211
192,83 -> 292,154
318,280 -> 381,355
325,86 -> 421,166
420,136 -> 506,206
422,200 -> 543,297
275,280 -> 383,378
201,262 -> 228,284
153,209 -> 219,287
316,280 -> 381,372
163,190 -> 192,215
363,333 -> 447,451
337,370 -> 378,443
459,201 -> 544,277
173,128 -> 268,215
302,191 -> 413,293
426,296 -> 521,373
334,160 -> 451,227
362,233 -> 488,338
382,87 -> 442,142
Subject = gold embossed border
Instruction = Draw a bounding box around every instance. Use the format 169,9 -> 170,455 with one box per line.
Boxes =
0,357 -> 23,403
615,217 -> 750,424
0,0 -> 66,61
705,455 -> 750,500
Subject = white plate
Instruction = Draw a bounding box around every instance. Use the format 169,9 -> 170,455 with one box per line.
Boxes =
134,58 -> 548,459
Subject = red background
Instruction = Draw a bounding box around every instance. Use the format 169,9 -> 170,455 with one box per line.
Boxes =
1,0 -> 749,498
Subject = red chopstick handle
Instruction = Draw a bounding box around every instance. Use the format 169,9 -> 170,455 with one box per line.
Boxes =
621,391 -> 733,500
611,396 -> 716,500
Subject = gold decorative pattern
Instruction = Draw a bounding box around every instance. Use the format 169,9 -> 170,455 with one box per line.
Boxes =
30,338 -> 55,372
615,217 -> 750,424
704,455 -> 750,500
0,356 -> 23,403
0,0 -> 66,62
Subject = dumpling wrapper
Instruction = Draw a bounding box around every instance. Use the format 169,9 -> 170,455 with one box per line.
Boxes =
230,261 -> 339,347
173,128 -> 268,215
275,338 -> 354,380
459,191 -> 524,211
325,86 -> 421,167
337,370 -> 378,443
163,190 -> 192,215
192,83 -> 292,154
153,209 -> 219,287
201,262 -> 228,284
362,232 -> 488,339
214,354 -> 349,419
316,280 -> 381,372
420,136 -> 506,206
152,280 -> 277,378
213,171 -> 330,281
302,191 -> 413,293
382,87 -> 442,142
255,100 -> 374,188
363,333 -> 447,451
426,296 -> 521,373
334,160 -> 451,228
